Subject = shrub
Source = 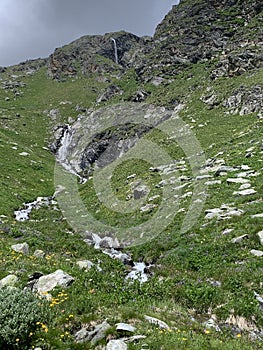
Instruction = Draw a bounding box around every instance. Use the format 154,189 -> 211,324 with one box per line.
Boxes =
0,287 -> 49,349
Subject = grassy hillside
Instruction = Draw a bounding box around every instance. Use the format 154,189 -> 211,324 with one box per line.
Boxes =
0,1 -> 263,349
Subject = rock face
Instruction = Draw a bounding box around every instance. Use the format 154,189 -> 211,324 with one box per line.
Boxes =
55,103 -> 172,178
43,0 -> 263,85
47,31 -> 144,79
136,0 -> 263,81
224,85 -> 263,115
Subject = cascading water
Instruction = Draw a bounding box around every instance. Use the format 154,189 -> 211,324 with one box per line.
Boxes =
56,125 -> 86,182
111,37 -> 118,64
57,125 -> 72,162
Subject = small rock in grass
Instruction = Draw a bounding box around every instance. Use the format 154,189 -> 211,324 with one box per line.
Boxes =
231,234 -> 249,244
116,322 -> 136,333
19,152 -> 29,156
144,315 -> 170,330
251,213 -> 263,218
203,318 -> 221,332
233,189 -> 257,196
106,339 -> 127,350
11,242 -> 29,255
257,231 -> 263,245
34,249 -> 45,258
76,260 -> 94,270
250,249 -> 263,257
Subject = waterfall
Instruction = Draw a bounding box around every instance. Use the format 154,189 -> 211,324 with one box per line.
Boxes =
57,126 -> 72,162
111,37 -> 118,64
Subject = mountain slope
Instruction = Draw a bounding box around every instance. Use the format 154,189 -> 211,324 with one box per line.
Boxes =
0,1 -> 263,349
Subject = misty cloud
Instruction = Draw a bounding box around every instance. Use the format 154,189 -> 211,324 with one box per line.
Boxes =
0,0 -> 179,67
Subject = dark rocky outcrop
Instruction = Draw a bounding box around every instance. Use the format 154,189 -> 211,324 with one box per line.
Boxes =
223,84 -> 263,115
136,0 -> 263,81
80,123 -> 152,177
47,31 -> 144,80
43,0 -> 263,84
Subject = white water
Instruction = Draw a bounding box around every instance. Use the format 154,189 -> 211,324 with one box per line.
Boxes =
57,126 -> 72,162
14,197 -> 56,221
126,262 -> 148,283
111,37 -> 118,64
56,126 -> 87,183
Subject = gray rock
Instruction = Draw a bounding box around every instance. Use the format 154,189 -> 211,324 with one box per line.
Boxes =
76,260 -> 94,270
205,180 -> 222,186
106,340 -> 127,350
0,274 -> 18,288
75,328 -> 89,343
254,291 -> 263,305
75,321 -> 111,344
133,184 -> 149,200
257,231 -> 263,245
227,178 -> 249,184
140,203 -> 157,212
11,242 -> 29,255
223,85 -> 263,116
239,183 -> 251,190
151,76 -> 165,86
250,249 -> 263,257
144,315 -> 170,330
222,228 -> 234,235
34,269 -> 74,293
233,188 -> 257,196
231,234 -> 249,244
196,174 -> 212,180
34,249 -> 45,258
97,85 -> 123,103
90,321 -> 111,345
251,213 -> 263,218
203,318 -> 221,332
116,323 -> 136,333
205,205 -> 244,220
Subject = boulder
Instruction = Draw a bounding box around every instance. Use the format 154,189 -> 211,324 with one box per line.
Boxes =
75,321 -> 111,344
106,340 -> 127,350
257,231 -> 263,245
231,234 -> 249,244
116,323 -> 136,333
250,249 -> 263,257
34,269 -> 74,293
11,242 -> 29,255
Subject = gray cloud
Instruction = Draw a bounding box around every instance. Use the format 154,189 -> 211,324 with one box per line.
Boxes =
0,0 -> 179,67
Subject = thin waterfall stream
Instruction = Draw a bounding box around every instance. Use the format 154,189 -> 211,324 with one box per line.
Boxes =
111,37 -> 118,64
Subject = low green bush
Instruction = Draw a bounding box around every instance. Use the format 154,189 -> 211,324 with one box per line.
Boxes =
0,287 -> 49,349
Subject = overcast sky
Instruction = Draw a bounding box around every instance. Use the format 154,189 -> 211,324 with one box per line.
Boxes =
0,0 -> 179,67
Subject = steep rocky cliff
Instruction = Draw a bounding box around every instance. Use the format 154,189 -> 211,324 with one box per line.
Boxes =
45,0 -> 263,82
47,31 -> 146,79
138,0 -> 263,80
